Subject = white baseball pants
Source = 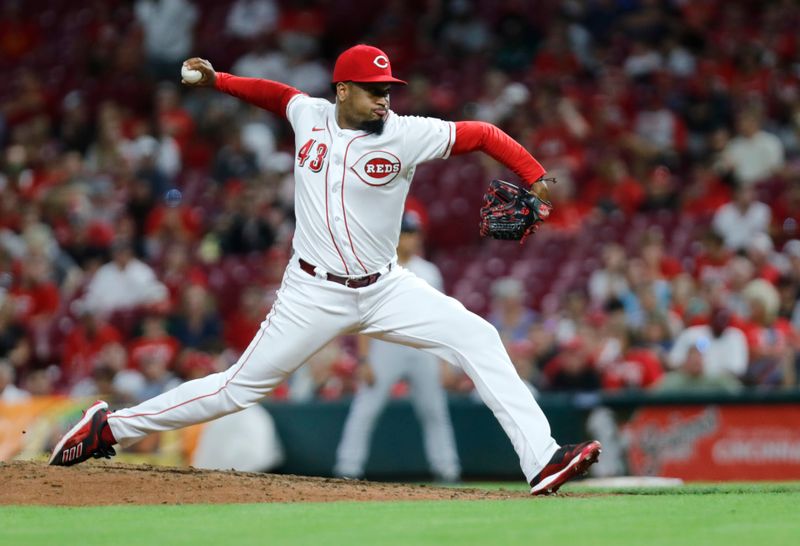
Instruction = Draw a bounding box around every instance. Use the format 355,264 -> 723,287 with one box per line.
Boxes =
107,258 -> 558,482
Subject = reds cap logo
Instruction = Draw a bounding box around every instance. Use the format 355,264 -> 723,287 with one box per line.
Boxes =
352,151 -> 402,186
373,55 -> 389,69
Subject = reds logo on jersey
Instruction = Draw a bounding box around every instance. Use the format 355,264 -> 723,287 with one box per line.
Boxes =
351,150 -> 402,186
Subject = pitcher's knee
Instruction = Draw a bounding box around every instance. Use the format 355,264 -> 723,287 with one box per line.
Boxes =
451,313 -> 503,347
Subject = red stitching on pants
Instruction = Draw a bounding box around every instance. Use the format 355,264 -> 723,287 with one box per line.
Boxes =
109,283 -> 285,421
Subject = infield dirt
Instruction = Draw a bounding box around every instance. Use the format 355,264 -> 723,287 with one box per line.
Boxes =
0,461 -> 530,506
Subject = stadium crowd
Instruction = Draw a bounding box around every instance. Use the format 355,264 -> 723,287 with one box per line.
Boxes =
2,0 -> 800,406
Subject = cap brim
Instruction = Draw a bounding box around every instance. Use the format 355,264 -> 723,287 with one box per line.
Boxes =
340,76 -> 407,85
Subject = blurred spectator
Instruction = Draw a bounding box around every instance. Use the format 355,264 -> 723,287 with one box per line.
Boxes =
160,243 -> 208,306
543,173 -> 592,232
692,230 -> 732,285
488,277 -> 537,346
217,189 -> 276,255
770,181 -> 800,245
639,165 -> 679,212
135,0 -> 199,80
623,40 -> 662,78
717,110 -> 785,187
0,293 -> 31,373
597,330 -> 664,391
440,0 -> 491,55
240,106 -> 279,172
225,0 -> 279,40
232,35 -> 289,80
223,285 -> 269,356
22,367 -> 55,396
57,92 -> 94,155
134,350 -> 183,402
723,256 -> 757,319
155,83 -> 195,157
667,307 -> 748,381
174,349 -> 219,381
470,71 -> 530,125
681,163 -> 731,218
555,290 -> 590,344
682,81 -> 731,158
628,90 -> 687,163
130,130 -> 181,184
745,233 -> 782,284
85,102 -> 134,176
784,239 -> 800,287
542,338 -> 601,392
289,340 -> 357,401
589,243 -> 629,308
583,157 -> 645,215
212,129 -> 260,184
7,252 -> 60,326
639,229 -> 682,281
69,343 -> 143,405
739,279 -> 796,388
491,2 -> 537,72
144,199 -> 203,258
62,310 -> 123,388
712,185 -> 771,251
594,300 -> 664,390
81,239 -> 169,317
127,312 -> 181,372
528,96 -> 588,178
0,1 -> 40,63
282,46 -> 330,97
0,358 -> 30,402
656,345 -> 742,393
169,284 -> 223,351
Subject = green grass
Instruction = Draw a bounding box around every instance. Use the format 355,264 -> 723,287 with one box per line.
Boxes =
1,483 -> 799,546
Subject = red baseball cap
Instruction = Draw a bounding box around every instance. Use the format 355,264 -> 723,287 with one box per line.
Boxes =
332,44 -> 407,85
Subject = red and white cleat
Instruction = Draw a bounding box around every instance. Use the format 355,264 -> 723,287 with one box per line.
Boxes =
530,440 -> 602,496
49,401 -> 116,466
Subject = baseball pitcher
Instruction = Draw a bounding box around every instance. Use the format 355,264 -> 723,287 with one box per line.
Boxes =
50,45 -> 600,494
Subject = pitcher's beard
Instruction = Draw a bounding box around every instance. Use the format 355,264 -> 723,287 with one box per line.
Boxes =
358,118 -> 385,135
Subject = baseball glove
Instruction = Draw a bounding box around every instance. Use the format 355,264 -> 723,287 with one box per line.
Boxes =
479,178 -> 554,241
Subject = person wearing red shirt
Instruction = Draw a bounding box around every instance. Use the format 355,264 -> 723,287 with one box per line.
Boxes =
600,344 -> 664,390
155,84 -> 195,154
223,285 -> 271,356
582,156 -> 645,215
681,164 -> 732,218
127,313 -> 181,372
692,230 -> 733,285
7,254 -> 60,326
737,279 -> 796,387
639,231 -> 682,281
62,311 -> 123,387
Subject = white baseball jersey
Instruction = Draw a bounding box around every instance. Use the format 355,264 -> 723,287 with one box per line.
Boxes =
286,95 -> 455,275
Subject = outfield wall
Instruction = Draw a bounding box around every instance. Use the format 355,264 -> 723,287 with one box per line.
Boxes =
264,391 -> 800,481
3,392 -> 800,481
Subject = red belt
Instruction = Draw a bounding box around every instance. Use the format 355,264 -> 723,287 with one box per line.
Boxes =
299,259 -> 387,288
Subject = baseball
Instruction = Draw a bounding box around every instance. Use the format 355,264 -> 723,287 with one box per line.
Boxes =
181,64 -> 203,84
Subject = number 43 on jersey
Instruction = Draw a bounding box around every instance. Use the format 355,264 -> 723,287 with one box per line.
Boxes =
298,139 -> 328,172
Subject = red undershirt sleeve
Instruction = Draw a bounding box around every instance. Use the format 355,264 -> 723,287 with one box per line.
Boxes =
214,72 -> 303,119
451,121 -> 546,185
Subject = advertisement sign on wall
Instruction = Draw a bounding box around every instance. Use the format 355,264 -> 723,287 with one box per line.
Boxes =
624,405 -> 800,480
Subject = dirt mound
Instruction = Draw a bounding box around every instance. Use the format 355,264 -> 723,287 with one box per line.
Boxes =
0,461 -> 530,506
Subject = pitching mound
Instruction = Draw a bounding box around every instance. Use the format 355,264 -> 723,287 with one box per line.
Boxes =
0,461 -> 530,506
